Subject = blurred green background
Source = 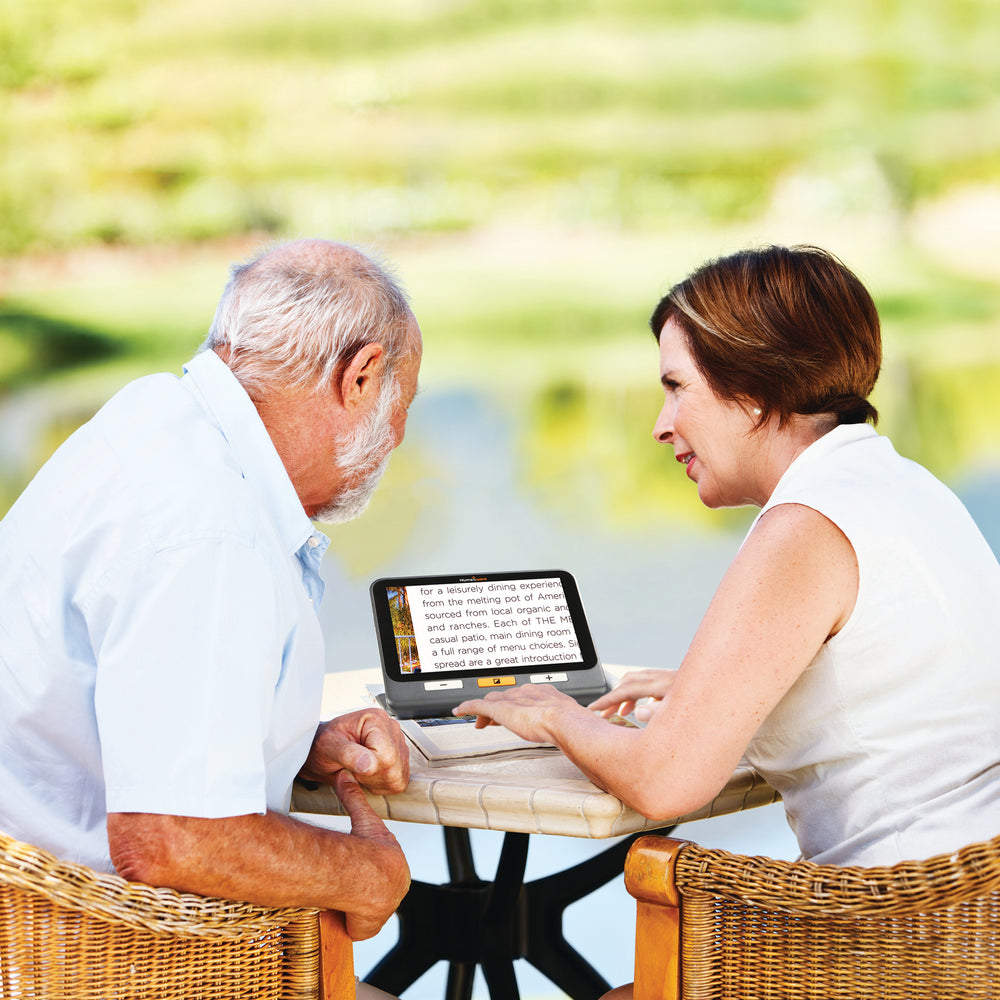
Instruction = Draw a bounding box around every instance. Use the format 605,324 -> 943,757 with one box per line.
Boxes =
3,3 -> 1000,995
3,0 -> 1000,520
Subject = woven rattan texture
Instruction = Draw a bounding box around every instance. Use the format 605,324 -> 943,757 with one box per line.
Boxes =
673,835 -> 1000,1000
0,831 -> 322,999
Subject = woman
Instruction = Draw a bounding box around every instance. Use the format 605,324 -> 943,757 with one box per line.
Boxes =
455,244 -> 1000,868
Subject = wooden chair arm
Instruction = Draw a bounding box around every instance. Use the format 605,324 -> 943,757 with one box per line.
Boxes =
625,836 -> 691,1000
624,836 -> 689,907
319,909 -> 356,1000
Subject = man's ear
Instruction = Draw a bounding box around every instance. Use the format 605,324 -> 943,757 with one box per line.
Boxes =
339,343 -> 385,411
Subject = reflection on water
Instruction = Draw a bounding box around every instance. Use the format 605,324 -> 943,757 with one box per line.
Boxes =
318,370 -> 1000,680
4,367 -> 1000,999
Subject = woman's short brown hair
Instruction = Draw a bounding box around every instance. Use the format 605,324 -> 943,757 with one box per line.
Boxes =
650,245 -> 881,427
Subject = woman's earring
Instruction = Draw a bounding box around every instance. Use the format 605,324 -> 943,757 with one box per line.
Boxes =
752,407 -> 762,416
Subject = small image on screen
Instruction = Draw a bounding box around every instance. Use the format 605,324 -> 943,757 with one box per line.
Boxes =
385,576 -> 585,675
385,585 -> 420,673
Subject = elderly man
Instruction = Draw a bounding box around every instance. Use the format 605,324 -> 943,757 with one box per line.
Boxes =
0,239 -> 420,943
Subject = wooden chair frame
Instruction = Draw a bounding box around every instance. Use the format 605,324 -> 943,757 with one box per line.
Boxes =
0,830 -> 355,999
626,832 -> 1000,1000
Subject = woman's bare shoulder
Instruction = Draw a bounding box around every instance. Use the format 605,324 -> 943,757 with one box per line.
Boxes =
737,502 -> 858,636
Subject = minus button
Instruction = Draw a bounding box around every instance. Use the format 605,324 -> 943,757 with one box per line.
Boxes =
423,680 -> 463,691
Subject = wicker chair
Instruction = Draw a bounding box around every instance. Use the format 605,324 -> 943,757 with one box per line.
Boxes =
625,833 -> 1000,1000
0,830 -> 355,999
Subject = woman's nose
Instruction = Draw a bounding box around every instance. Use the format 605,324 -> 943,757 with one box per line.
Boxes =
653,404 -> 673,443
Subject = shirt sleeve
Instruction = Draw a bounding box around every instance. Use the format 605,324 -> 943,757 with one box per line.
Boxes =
92,538 -> 287,818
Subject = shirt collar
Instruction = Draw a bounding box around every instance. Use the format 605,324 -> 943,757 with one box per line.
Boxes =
181,350 -> 329,561
752,422 -> 880,530
782,422 -> 878,479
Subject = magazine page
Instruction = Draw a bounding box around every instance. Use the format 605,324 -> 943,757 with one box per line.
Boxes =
366,685 -> 558,766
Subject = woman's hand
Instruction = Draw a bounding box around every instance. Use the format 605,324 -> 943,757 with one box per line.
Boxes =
452,683 -> 584,744
588,669 -> 678,721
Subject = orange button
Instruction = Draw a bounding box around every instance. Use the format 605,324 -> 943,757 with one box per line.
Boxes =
477,676 -> 516,688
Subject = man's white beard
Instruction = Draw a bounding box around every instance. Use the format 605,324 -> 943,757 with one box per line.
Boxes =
315,450 -> 391,524
313,379 -> 398,525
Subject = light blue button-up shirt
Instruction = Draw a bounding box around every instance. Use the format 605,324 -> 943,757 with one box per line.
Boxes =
0,350 -> 330,871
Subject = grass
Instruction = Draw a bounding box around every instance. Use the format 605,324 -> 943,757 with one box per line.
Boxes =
2,0 -> 998,253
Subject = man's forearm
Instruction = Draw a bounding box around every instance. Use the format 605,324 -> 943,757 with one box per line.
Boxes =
108,809 -> 409,937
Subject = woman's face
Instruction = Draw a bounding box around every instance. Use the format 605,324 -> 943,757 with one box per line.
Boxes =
653,318 -> 764,509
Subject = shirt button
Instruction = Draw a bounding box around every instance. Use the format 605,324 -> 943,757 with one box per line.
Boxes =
307,536 -> 320,548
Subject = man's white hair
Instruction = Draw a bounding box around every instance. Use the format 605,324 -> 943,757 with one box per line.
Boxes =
202,239 -> 413,397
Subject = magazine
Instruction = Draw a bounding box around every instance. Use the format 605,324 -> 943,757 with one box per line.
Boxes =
366,685 -> 560,767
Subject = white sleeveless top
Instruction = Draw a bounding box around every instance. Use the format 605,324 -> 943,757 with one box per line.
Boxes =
743,424 -> 1000,866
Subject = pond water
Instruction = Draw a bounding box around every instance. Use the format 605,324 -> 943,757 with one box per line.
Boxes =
317,375 -> 1000,679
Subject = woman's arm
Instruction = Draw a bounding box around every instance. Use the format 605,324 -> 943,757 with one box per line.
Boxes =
454,503 -> 858,820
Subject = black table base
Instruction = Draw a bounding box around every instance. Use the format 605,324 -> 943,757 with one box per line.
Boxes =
363,825 -> 673,1000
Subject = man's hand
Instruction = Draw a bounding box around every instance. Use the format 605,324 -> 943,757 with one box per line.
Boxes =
299,708 -> 409,795
333,770 -> 410,941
